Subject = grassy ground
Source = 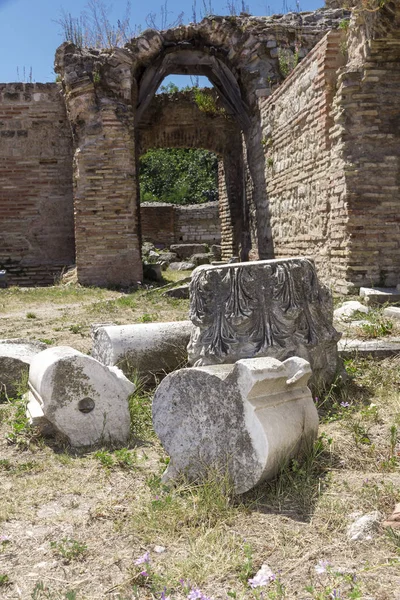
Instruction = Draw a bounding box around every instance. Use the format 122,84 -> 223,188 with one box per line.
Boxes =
0,283 -> 399,599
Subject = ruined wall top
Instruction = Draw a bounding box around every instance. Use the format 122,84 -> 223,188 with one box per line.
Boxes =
54,7 -> 349,121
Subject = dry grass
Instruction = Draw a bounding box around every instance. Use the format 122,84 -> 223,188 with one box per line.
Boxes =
0,284 -> 399,599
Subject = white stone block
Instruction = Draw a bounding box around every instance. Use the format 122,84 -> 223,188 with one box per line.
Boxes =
26,347 -> 134,447
0,339 -> 47,399
383,306 -> 400,321
334,300 -> 369,321
360,287 -> 400,305
153,356 -> 318,494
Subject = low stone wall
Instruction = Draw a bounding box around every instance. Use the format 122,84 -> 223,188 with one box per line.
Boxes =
141,202 -> 220,247
0,83 -> 74,286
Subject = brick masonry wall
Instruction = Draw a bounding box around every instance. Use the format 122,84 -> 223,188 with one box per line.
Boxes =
260,31 -> 348,290
174,202 -> 220,245
140,203 -> 175,247
0,83 -> 74,285
335,31 -> 400,289
141,202 -> 221,247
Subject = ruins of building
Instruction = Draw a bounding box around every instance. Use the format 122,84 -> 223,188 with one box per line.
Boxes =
0,3 -> 399,293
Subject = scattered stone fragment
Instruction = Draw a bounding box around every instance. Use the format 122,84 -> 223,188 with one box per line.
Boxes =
170,244 -> 208,260
153,356 -> 318,494
210,245 -> 221,260
0,339 -> 47,400
190,253 -> 211,267
143,263 -> 163,282
334,301 -> 369,321
26,346 -> 134,447
360,287 -> 400,305
157,251 -> 177,265
91,321 -> 193,382
188,258 -> 341,389
383,306 -> 400,321
383,503 -> 400,530
169,261 -> 195,271
163,284 -> 189,299
347,511 -> 381,541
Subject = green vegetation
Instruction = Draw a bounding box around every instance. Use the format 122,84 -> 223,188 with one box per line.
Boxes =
50,538 -> 88,563
140,147 -> 218,205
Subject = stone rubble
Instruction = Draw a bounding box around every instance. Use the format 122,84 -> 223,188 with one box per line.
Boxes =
0,339 -> 47,399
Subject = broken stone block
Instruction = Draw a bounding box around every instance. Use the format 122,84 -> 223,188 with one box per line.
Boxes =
347,511 -> 381,541
383,306 -> 400,321
91,321 -> 193,383
188,258 -> 341,389
190,253 -> 211,267
170,243 -> 208,260
153,356 -> 318,494
334,300 -> 369,322
210,245 -> 222,260
26,346 -> 134,447
360,287 -> 400,305
143,262 -> 163,282
163,284 -> 190,299
0,339 -> 47,400
169,261 -> 195,271
157,251 -> 177,265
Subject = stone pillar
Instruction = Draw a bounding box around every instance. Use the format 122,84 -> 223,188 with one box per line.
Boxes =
55,43 -> 142,287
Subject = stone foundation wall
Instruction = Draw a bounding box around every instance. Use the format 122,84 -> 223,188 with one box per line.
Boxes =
0,83 -> 74,285
141,202 -> 220,247
260,30 -> 347,290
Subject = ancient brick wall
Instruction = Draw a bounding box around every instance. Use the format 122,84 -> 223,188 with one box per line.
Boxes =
336,10 -> 400,289
174,202 -> 220,245
140,203 -> 175,248
260,30 -> 348,290
141,202 -> 220,247
0,83 -> 74,285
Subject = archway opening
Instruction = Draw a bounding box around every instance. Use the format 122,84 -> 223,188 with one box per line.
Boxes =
136,83 -> 247,261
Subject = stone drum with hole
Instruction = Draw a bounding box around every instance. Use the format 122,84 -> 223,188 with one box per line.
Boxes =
26,346 -> 135,446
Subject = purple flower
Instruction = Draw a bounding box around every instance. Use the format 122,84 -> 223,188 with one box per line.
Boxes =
315,560 -> 330,575
187,591 -> 203,600
140,570 -> 148,577
248,571 -> 275,588
187,590 -> 213,600
340,401 -> 350,408
160,589 -> 170,600
330,590 -> 341,599
134,551 -> 150,565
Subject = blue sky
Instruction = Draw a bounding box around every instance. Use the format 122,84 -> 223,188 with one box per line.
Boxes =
0,0 -> 325,84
